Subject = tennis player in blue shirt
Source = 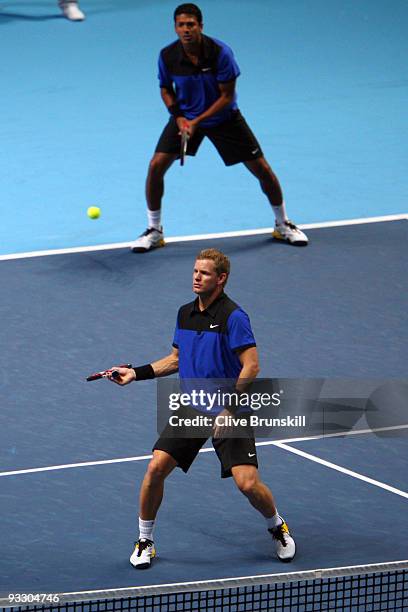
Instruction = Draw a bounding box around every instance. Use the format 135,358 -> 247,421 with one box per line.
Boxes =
109,248 -> 296,569
131,3 -> 308,253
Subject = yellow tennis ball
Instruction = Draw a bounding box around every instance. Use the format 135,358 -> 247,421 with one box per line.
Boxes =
87,206 -> 101,219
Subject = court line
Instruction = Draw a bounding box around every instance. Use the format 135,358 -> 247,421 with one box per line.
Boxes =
256,423 -> 408,445
274,441 -> 408,499
1,424 -> 407,486
0,455 -> 154,478
0,213 -> 406,261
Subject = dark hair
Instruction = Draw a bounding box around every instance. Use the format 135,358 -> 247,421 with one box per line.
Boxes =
174,3 -> 203,25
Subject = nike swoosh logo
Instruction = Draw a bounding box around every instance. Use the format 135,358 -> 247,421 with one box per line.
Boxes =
202,67 -> 212,72
210,324 -> 219,329
251,148 -> 259,155
248,453 -> 256,457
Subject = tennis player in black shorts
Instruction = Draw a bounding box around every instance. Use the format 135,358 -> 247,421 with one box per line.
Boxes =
108,248 -> 296,568
131,3 -> 308,253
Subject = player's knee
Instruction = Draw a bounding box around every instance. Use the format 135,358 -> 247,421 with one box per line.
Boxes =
146,458 -> 169,483
148,155 -> 169,179
234,475 -> 258,497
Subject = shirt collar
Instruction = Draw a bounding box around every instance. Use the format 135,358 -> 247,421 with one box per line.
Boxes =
176,34 -> 214,66
190,292 -> 227,319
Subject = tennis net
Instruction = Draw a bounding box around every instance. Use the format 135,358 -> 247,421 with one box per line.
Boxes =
2,561 -> 407,612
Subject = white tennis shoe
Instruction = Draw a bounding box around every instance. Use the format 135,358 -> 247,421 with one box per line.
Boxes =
269,520 -> 296,562
273,220 -> 308,246
130,538 -> 156,569
59,1 -> 85,21
131,227 -> 165,253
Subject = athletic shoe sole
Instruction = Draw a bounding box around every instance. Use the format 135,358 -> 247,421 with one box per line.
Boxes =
277,548 -> 296,563
131,239 -> 165,253
130,547 -> 156,569
272,229 -> 308,246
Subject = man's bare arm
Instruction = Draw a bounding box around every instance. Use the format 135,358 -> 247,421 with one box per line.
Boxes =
160,86 -> 178,109
213,346 -> 259,437
236,346 -> 260,391
151,347 -> 179,377
108,348 -> 179,385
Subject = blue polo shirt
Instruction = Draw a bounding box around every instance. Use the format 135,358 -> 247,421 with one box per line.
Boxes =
158,35 -> 240,127
173,293 -> 256,381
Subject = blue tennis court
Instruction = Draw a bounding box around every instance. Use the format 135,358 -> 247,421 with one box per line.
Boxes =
1,1 -> 407,610
1,0 -> 408,254
1,222 -> 407,599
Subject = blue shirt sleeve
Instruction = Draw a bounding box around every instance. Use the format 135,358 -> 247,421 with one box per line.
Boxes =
158,52 -> 172,88
227,309 -> 256,352
216,44 -> 241,83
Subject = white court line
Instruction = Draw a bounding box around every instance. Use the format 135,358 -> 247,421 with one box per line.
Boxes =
0,213 -> 407,261
256,423 -> 408,445
0,446 -> 219,478
0,455 -> 154,478
1,424 -> 407,493
274,441 -> 408,499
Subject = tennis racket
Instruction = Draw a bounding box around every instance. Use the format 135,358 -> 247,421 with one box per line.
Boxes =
86,364 -> 132,382
180,129 -> 189,166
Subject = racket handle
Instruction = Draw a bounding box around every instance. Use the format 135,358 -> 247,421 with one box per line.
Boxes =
86,372 -> 103,382
86,364 -> 132,382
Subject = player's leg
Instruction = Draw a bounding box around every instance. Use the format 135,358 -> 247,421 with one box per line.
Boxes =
243,156 -> 284,212
232,464 -> 296,562
146,152 -> 178,214
131,421 -> 208,569
131,119 -> 204,253
130,450 -> 177,569
231,464 -> 277,516
244,157 -> 308,246
213,434 -> 296,562
131,152 -> 176,253
59,0 -> 85,21
139,449 -> 178,520
243,157 -> 284,207
206,111 -> 307,246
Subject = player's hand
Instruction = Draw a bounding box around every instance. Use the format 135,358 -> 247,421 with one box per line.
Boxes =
177,117 -> 198,138
212,408 -> 234,439
107,366 -> 136,386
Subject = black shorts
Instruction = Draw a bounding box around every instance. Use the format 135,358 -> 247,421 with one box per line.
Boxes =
155,110 -> 263,166
153,405 -> 258,478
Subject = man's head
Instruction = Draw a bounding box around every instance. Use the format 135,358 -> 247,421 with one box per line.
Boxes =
193,249 -> 230,297
174,4 -> 203,46
174,3 -> 202,25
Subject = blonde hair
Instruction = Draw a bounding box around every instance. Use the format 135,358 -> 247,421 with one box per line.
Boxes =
196,248 -> 230,285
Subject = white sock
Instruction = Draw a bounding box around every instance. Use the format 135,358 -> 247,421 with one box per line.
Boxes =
139,517 -> 155,541
147,209 -> 162,231
266,512 -> 283,530
272,201 -> 288,225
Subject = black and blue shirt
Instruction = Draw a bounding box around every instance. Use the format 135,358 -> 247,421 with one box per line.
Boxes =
158,35 -> 240,127
173,293 -> 256,380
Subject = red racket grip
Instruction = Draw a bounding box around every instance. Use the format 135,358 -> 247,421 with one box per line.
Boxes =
86,364 -> 132,382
